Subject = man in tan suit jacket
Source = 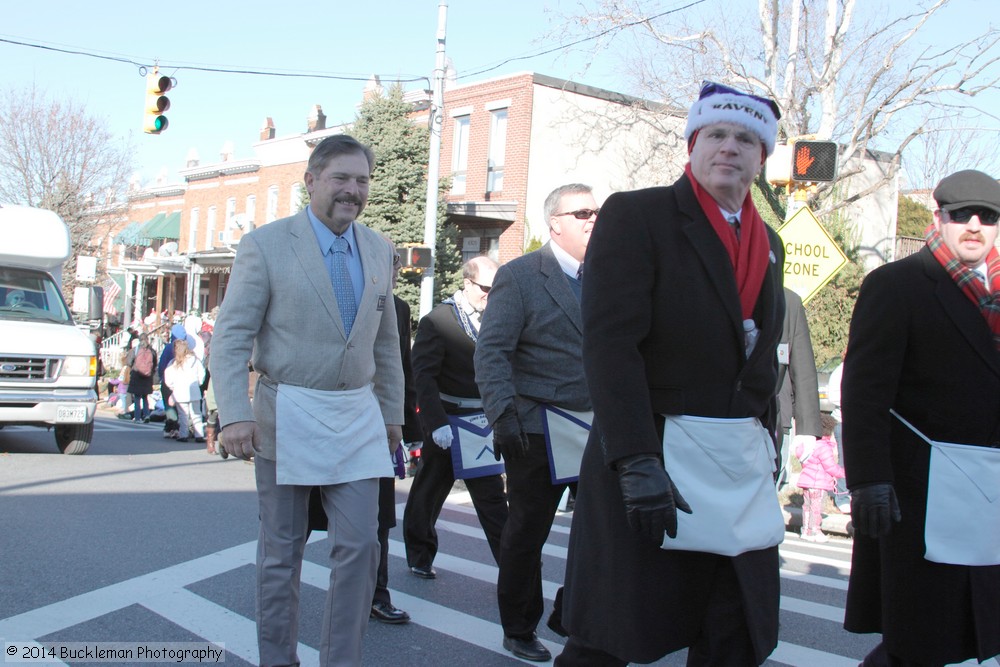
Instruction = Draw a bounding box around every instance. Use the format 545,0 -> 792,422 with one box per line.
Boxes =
211,135 -> 404,667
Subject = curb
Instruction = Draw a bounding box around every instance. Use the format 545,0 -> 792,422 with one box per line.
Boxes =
782,504 -> 853,537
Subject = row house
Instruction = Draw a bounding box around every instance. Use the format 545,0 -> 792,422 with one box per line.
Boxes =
106,72 -> 686,325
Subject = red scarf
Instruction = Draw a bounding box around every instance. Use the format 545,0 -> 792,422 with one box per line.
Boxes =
684,163 -> 771,319
926,224 -> 1000,351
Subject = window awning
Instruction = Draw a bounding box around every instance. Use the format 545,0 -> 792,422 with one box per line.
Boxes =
138,213 -> 166,238
112,220 -> 149,246
138,212 -> 181,240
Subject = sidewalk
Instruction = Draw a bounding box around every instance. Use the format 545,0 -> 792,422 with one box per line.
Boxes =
782,502 -> 852,537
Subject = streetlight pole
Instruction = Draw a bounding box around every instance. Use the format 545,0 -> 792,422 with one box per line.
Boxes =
420,0 -> 448,318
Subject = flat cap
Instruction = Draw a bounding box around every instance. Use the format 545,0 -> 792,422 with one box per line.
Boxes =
933,169 -> 1000,214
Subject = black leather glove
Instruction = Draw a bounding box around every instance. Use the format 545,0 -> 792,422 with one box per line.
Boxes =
492,405 -> 529,462
616,453 -> 692,545
851,483 -> 901,538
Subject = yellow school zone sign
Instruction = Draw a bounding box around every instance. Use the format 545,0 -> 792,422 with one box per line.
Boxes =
776,207 -> 848,303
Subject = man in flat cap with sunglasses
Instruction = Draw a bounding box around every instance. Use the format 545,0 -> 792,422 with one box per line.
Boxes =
555,83 -> 786,666
841,169 -> 1000,667
475,183 -> 598,662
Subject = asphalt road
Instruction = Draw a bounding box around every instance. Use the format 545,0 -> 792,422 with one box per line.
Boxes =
1,414 -> 994,666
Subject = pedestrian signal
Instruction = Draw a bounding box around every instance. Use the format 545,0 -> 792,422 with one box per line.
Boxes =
143,71 -> 172,134
401,246 -> 433,269
791,141 -> 838,183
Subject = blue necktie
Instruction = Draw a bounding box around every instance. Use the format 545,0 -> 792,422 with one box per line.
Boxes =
331,236 -> 357,336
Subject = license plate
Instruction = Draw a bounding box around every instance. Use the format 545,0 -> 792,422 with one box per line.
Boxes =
56,406 -> 88,423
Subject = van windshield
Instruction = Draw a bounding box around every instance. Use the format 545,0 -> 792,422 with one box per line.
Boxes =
0,268 -> 73,324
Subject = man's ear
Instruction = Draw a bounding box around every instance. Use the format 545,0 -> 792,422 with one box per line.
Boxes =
932,209 -> 944,232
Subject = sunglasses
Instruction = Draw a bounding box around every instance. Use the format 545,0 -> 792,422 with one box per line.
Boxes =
469,281 -> 491,293
555,208 -> 600,220
698,80 -> 781,121
944,207 -> 1000,225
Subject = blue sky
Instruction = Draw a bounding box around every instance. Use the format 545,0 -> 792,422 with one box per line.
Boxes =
1,0 -> 620,184
2,1 -> 997,188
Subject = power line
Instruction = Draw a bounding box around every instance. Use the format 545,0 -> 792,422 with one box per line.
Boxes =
0,36 -> 428,84
2,3 -> 705,87
458,0 -> 707,80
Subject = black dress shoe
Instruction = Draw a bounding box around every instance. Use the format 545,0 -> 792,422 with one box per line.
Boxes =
409,565 -> 436,579
370,601 -> 410,624
502,634 -> 551,662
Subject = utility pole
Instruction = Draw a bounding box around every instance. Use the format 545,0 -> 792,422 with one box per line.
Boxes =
420,0 -> 448,317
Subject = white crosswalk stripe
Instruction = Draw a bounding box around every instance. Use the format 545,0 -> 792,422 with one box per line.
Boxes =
1,488 -> 996,666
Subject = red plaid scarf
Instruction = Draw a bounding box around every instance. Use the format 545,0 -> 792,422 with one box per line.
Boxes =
684,164 -> 771,319
926,224 -> 1000,351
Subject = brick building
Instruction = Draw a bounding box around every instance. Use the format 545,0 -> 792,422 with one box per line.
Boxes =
106,72 -> 681,324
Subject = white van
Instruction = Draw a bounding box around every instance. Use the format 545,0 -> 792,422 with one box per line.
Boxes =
0,204 -> 98,454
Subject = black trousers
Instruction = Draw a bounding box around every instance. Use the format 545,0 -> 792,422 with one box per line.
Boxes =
498,433 -> 569,638
402,435 -> 508,569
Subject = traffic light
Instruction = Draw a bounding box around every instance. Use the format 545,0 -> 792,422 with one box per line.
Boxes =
791,140 -> 838,182
143,70 -> 172,134
401,246 -> 433,269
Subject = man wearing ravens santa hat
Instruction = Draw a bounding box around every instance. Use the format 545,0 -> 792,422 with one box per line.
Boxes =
554,82 -> 786,666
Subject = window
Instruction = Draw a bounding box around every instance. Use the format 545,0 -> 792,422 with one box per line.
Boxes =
290,183 -> 304,215
245,195 -> 256,226
206,206 -> 217,247
451,115 -> 470,195
188,208 -> 199,252
487,109 -> 507,192
266,185 -> 279,223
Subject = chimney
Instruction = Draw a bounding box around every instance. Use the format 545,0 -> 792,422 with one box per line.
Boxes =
260,117 -> 275,141
307,105 -> 326,133
185,148 -> 200,168
220,141 -> 234,162
363,75 -> 383,102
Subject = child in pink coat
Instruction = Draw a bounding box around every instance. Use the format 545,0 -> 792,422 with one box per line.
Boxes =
795,414 -> 845,543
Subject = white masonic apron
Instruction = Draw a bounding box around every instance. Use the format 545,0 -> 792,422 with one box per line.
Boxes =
275,384 -> 391,486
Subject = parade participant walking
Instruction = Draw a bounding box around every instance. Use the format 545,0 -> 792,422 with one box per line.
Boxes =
775,287 -> 822,486
403,256 -> 508,578
211,134 -> 404,667
842,169 -> 1000,667
557,82 -> 786,666
476,183 -> 597,662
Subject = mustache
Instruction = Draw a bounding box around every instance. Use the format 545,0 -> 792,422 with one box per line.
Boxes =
335,196 -> 362,205
959,232 -> 985,243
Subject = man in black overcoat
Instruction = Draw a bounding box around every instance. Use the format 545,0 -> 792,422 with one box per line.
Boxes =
843,169 -> 1000,666
556,82 -> 786,666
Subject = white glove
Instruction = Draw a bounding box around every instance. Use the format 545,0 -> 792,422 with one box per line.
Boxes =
432,425 -> 454,449
793,434 -> 817,460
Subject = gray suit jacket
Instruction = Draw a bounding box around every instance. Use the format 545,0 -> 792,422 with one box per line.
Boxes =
210,210 -> 404,460
474,242 -> 591,433
776,287 -> 821,436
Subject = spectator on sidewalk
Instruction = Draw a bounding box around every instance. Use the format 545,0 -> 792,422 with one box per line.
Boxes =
795,414 -> 844,543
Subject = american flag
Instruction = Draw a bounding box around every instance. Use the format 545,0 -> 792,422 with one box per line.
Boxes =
102,277 -> 121,315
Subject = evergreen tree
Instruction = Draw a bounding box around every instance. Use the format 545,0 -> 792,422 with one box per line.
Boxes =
896,194 -> 933,238
351,83 -> 462,328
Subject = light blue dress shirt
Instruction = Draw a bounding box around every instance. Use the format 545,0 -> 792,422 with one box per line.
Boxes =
306,207 -> 364,308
